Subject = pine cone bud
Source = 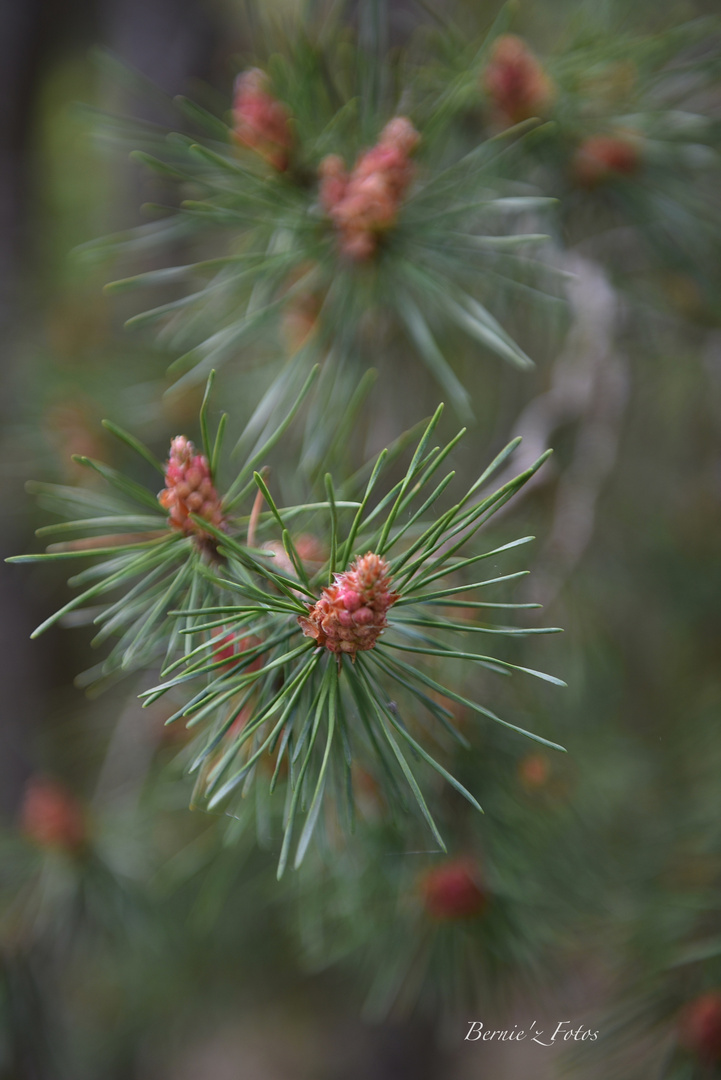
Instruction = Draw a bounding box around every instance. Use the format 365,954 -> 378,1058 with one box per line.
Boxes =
158,436 -> 224,543
233,68 -> 292,171
679,992 -> 721,1063
320,117 -> 419,259
572,134 -> 641,187
419,857 -> 488,920
20,777 -> 87,853
518,752 -> 551,791
298,552 -> 398,657
483,34 -> 555,127
380,116 -> 421,157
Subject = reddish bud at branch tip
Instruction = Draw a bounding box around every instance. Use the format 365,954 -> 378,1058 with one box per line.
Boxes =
319,117 -> 420,259
20,777 -> 87,852
158,436 -> 225,542
419,857 -> 488,920
299,552 -> 398,658
483,34 -> 556,127
679,992 -> 721,1063
233,68 -> 292,171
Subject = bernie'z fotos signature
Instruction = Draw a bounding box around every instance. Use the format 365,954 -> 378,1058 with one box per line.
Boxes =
465,1020 -> 599,1046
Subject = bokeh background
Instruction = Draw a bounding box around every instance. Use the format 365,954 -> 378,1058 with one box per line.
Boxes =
1,1 -> 721,1077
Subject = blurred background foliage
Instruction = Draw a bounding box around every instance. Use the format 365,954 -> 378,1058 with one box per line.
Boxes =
1,0 -> 721,1077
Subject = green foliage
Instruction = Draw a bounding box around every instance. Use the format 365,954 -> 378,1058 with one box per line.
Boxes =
9,380 -> 565,874
8,0 -> 721,1070
141,403 -> 564,875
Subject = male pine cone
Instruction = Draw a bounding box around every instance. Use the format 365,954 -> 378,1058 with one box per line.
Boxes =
298,552 -> 398,658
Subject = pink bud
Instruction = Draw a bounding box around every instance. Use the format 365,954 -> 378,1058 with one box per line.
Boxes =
159,436 -> 225,544
679,993 -> 721,1063
320,117 -> 419,260
298,552 -> 398,658
233,68 -> 292,171
483,35 -> 556,128
419,858 -> 488,920
572,134 -> 641,188
21,778 -> 87,853
380,116 -> 420,155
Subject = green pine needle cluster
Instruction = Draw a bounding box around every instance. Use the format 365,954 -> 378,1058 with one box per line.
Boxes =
9,378 -> 564,873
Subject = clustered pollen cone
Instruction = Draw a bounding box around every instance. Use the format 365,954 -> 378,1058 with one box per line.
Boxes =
483,34 -> 556,127
21,777 -> 87,853
233,68 -> 293,171
572,132 -> 641,187
159,436 -> 225,542
679,992 -> 721,1063
299,552 -> 398,658
419,857 -> 488,920
319,117 -> 420,259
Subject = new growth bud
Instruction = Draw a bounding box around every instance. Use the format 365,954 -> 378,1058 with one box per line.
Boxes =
483,34 -> 555,127
20,777 -> 87,853
419,857 -> 488,920
572,134 -> 641,187
233,68 -> 293,171
518,752 -> 551,791
319,117 -> 420,259
298,552 -> 398,658
679,992 -> 721,1063
158,436 -> 224,544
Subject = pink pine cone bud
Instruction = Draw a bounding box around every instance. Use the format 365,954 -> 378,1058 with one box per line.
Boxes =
298,552 -> 398,657
517,752 -> 551,791
419,857 -> 488,920
319,117 -> 420,260
20,777 -> 87,852
233,68 -> 292,171
158,436 -> 224,542
572,133 -> 641,188
679,992 -> 721,1062
484,34 -> 555,127
380,116 -> 420,156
